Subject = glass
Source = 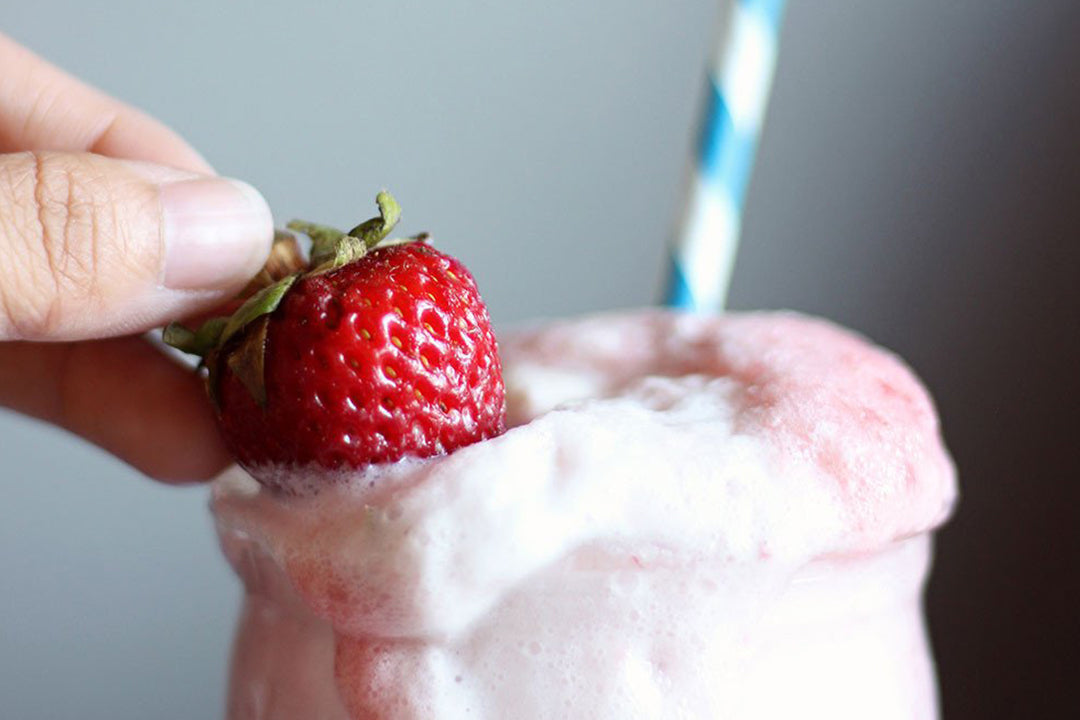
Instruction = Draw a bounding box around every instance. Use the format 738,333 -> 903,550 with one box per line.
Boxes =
214,469 -> 941,719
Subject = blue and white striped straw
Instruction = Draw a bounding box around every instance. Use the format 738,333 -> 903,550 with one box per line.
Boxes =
663,0 -> 788,312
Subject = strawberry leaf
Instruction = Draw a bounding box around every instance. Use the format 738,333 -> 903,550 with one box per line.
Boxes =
194,316 -> 228,350
346,190 -> 401,249
220,274 -> 298,348
163,316 -> 227,357
226,316 -> 272,408
287,220 -> 346,267
162,323 -> 197,354
292,191 -> 403,273
240,231 -> 307,296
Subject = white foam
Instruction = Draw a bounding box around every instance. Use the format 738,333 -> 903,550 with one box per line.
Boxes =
214,310 -> 956,719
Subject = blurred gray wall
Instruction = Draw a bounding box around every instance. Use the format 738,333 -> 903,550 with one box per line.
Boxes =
2,1 -> 1077,718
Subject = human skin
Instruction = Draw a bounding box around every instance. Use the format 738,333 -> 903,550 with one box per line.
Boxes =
0,32 -> 273,481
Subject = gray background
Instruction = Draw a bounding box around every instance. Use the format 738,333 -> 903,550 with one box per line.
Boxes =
3,1 -> 1078,718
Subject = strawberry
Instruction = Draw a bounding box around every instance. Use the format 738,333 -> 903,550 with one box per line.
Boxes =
164,191 -> 506,492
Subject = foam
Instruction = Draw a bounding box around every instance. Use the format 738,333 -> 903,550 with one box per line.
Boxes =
214,310 -> 956,719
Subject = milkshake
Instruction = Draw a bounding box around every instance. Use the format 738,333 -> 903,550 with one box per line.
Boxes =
212,309 -> 956,719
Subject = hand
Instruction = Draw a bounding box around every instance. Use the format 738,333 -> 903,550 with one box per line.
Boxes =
0,34 -> 272,481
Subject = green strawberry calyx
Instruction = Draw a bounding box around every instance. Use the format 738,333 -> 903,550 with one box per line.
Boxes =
163,190 -> 419,408
290,189 -> 402,272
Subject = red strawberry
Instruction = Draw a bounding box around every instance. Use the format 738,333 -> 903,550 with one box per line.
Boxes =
165,192 -> 506,492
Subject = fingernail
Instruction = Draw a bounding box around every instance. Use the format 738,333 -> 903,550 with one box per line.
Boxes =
161,178 -> 273,290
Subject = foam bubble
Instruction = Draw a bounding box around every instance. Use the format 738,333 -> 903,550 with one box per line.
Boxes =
214,310 -> 956,719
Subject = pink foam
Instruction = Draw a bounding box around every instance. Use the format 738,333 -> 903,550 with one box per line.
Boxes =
214,310 -> 957,719
501,310 -> 956,554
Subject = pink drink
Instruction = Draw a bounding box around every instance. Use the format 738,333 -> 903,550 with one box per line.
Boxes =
214,311 -> 956,719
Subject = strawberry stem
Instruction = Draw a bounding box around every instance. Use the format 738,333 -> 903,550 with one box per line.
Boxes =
290,191 -> 403,273
286,220 -> 345,264
346,190 -> 401,249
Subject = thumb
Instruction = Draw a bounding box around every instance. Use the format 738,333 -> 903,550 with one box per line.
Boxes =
0,151 -> 273,341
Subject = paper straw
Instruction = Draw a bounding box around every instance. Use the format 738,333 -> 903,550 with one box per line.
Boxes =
663,0 -> 788,312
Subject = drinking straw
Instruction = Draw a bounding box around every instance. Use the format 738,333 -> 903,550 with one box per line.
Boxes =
663,0 -> 788,312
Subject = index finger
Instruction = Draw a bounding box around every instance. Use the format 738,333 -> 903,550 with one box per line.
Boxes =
0,32 -> 212,173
